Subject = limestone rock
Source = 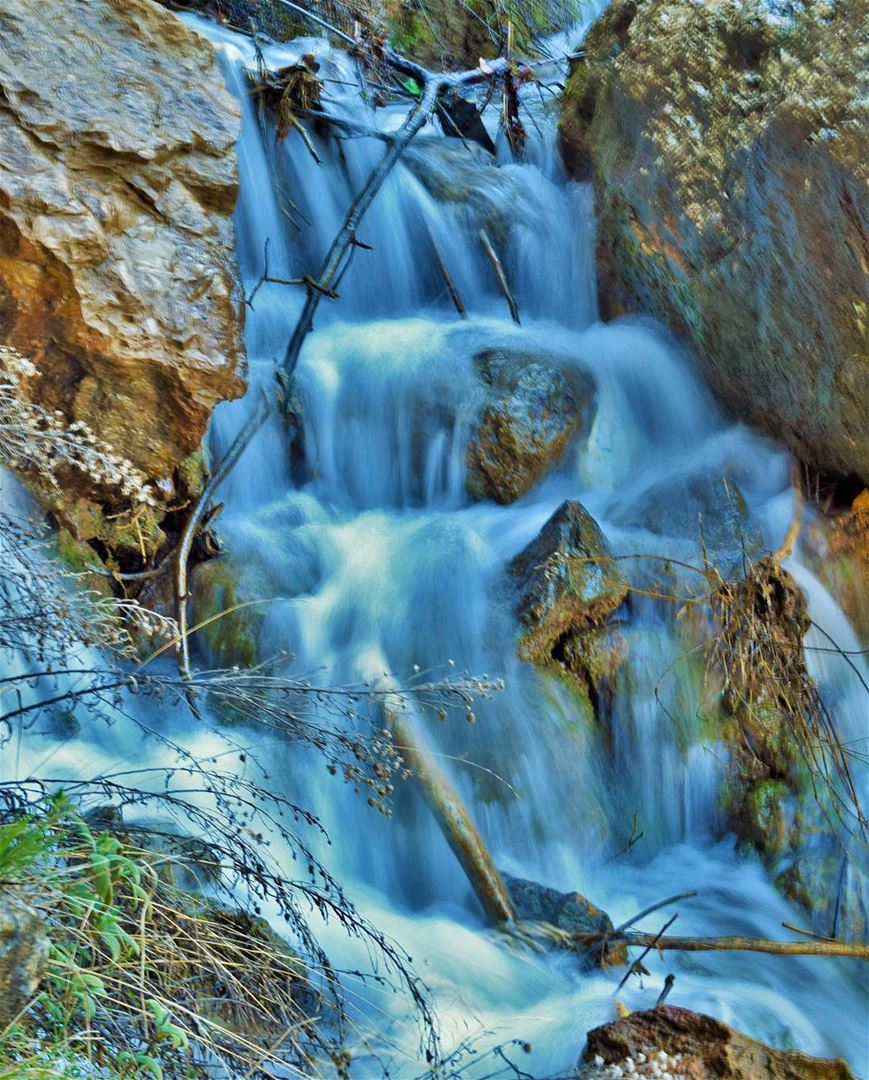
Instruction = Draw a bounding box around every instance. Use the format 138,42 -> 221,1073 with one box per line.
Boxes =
0,892 -> 48,1026
510,500 -> 628,663
467,349 -> 594,504
560,0 -> 869,481
578,1005 -> 856,1079
0,0 -> 246,505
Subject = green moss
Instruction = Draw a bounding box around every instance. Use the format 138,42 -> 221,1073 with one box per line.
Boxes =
53,528 -> 113,598
176,448 -> 207,501
191,558 -> 267,671
99,505 -> 165,562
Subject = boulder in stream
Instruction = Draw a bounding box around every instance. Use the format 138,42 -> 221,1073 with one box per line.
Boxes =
577,1005 -> 857,1079
467,349 -> 595,504
559,0 -> 869,482
510,500 -> 628,664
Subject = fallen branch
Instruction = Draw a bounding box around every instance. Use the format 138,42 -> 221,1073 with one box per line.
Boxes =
381,689 -> 515,926
622,932 -> 869,959
273,18 -> 510,385
479,226 -> 520,324
433,238 -> 467,317
174,394 -> 270,683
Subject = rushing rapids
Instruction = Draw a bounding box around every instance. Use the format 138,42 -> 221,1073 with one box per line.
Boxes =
8,10 -> 868,1078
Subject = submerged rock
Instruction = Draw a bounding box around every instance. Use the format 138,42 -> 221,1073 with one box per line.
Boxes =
579,1006 -> 856,1079
190,556 -> 270,669
560,0 -> 869,481
0,0 -> 245,510
510,500 -> 628,663
468,349 -> 595,504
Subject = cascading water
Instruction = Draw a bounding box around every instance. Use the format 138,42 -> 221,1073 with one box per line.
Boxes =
181,13 -> 869,1075
9,10 -> 867,1077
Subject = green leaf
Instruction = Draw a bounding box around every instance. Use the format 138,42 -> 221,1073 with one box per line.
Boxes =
401,77 -> 422,97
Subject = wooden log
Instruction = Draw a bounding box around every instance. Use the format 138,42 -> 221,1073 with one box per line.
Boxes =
381,691 -> 515,926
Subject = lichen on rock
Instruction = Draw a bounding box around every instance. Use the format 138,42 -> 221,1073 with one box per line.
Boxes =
467,348 -> 595,504
510,499 -> 628,663
560,0 -> 869,482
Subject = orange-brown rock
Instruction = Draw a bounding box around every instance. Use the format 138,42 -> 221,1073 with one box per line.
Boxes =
579,1006 -> 856,1079
0,0 -> 246,506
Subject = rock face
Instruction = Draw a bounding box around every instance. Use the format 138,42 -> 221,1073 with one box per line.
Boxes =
560,0 -> 869,482
510,500 -> 628,663
0,0 -> 245,501
0,893 -> 48,1026
578,1006 -> 856,1079
467,348 -> 594,504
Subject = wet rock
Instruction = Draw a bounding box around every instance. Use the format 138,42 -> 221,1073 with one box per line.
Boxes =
0,892 -> 48,1026
578,1005 -> 856,1079
777,849 -> 867,945
190,556 -> 270,669
803,489 -> 869,645
439,91 -> 496,155
510,500 -> 628,664
503,871 -> 627,966
468,349 -> 595,504
560,0 -> 869,482
0,0 -> 245,513
503,872 -> 613,937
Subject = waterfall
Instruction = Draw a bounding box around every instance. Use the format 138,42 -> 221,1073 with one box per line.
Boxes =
9,11 -> 866,1077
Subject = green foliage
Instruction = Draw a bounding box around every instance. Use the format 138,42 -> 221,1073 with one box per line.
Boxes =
0,800 -> 312,1078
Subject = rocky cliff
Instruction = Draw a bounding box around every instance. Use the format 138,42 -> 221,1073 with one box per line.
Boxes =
0,0 -> 245,525
560,0 -> 868,482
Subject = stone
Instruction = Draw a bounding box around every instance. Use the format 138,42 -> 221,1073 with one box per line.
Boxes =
578,1005 -> 856,1079
560,0 -> 869,481
190,556 -> 269,669
510,500 -> 628,664
803,489 -> 869,645
503,872 -> 614,937
467,348 -> 595,504
502,871 -> 626,967
0,0 -> 246,510
0,892 -> 48,1026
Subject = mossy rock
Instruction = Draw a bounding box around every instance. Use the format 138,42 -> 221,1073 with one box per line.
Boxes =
54,527 -> 113,598
730,779 -> 794,863
560,0 -> 869,482
190,556 -> 270,669
510,500 -> 628,665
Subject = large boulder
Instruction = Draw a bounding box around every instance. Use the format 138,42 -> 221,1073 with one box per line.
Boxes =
467,348 -> 595,504
510,500 -> 628,663
578,1006 -> 856,1079
0,0 -> 246,508
560,0 -> 869,482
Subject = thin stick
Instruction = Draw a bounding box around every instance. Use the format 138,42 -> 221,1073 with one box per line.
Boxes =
614,913 -> 678,994
479,227 -> 520,324
433,239 -> 467,317
614,891 -> 698,935
174,394 -> 269,683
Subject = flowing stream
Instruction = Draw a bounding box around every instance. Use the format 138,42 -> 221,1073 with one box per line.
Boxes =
8,10 -> 868,1078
